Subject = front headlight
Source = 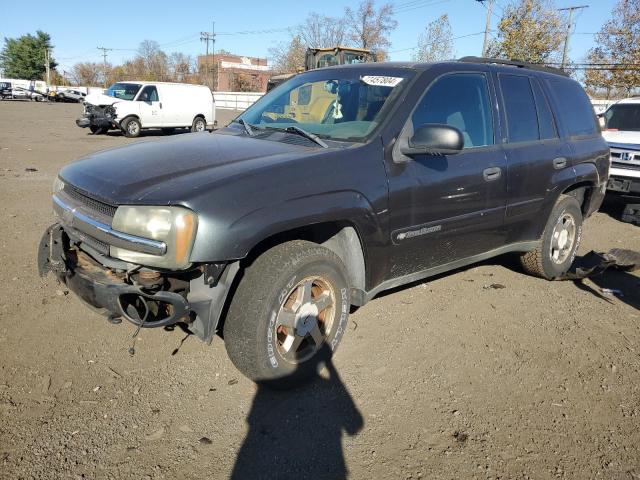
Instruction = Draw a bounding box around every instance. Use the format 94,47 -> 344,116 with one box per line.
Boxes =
111,205 -> 198,269
53,176 -> 64,194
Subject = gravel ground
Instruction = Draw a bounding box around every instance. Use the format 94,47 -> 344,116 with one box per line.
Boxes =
1,101 -> 639,480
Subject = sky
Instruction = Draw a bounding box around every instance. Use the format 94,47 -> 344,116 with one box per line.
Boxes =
0,0 -> 618,74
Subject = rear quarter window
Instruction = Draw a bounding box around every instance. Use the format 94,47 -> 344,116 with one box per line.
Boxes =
546,78 -> 598,137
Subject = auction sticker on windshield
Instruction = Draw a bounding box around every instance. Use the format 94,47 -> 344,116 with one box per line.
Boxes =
360,76 -> 404,87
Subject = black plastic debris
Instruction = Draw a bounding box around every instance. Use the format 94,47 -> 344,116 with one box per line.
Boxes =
622,204 -> 640,225
559,249 -> 640,280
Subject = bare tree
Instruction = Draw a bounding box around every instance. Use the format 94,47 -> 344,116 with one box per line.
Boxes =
413,14 -> 454,62
169,52 -> 193,82
297,12 -> 348,47
486,0 -> 563,64
269,35 -> 307,74
344,0 -> 397,57
136,40 -> 169,80
585,0 -> 639,97
71,61 -> 103,86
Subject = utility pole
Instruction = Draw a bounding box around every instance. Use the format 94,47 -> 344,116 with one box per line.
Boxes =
200,23 -> 216,90
44,49 -> 51,86
476,0 -> 494,57
97,46 -> 113,87
559,5 -> 588,70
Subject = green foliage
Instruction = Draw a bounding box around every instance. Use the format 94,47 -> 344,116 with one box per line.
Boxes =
0,31 -> 57,79
486,0 -> 563,64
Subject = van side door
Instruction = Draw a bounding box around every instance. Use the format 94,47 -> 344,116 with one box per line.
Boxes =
136,85 -> 162,127
386,69 -> 508,279
496,72 -> 571,243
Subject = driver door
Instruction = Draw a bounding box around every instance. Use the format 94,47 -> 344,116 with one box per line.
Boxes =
136,85 -> 162,127
386,71 -> 508,279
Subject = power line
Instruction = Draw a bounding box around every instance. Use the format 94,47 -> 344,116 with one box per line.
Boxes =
388,31 -> 486,54
392,0 -> 451,14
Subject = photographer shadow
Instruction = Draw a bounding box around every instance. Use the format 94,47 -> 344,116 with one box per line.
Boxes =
230,344 -> 363,480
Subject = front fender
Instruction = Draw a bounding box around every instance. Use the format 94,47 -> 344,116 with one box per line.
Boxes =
189,190 -> 383,263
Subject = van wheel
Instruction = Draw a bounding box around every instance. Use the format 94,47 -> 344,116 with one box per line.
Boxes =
122,117 -> 141,138
223,240 -> 350,388
191,116 -> 206,132
520,194 -> 583,280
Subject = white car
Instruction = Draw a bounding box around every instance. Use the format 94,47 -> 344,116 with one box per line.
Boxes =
76,81 -> 216,137
601,98 -> 640,198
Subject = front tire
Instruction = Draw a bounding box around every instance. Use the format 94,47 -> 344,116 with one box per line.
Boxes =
520,194 -> 583,279
224,240 -> 350,387
122,117 -> 142,138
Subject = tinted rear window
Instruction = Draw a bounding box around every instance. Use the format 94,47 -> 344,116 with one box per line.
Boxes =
604,103 -> 640,131
546,78 -> 598,137
500,74 -> 538,143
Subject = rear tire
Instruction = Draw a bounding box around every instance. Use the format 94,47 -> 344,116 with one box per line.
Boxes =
122,117 -> 141,138
223,240 -> 350,388
520,194 -> 583,279
191,116 -> 206,133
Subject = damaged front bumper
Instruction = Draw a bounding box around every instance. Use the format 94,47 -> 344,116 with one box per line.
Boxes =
38,223 -> 239,343
76,104 -> 119,130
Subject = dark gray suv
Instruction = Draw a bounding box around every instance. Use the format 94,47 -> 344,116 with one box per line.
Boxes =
39,57 -> 609,386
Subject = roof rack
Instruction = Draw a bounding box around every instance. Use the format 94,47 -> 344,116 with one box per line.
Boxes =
458,56 -> 570,77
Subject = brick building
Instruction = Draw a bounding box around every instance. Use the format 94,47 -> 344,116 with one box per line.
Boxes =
197,53 -> 271,92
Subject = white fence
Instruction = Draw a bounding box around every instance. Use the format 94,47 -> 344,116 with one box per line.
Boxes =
213,91 -> 263,111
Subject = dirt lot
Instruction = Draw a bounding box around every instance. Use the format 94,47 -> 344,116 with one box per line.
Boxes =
1,101 -> 639,480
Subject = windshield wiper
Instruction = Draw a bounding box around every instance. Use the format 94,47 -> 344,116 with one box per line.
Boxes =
267,125 -> 328,148
236,118 -> 257,136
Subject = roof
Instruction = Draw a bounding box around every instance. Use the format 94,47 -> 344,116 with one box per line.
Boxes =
314,58 -> 571,77
613,97 -> 640,105
114,81 -> 208,87
308,46 -> 372,54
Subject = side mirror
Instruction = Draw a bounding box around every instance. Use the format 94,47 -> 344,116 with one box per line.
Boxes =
400,124 -> 464,157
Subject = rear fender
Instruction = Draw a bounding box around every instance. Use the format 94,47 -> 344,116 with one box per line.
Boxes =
534,163 -> 599,237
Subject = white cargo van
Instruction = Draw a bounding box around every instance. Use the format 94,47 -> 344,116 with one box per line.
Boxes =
77,81 -> 216,137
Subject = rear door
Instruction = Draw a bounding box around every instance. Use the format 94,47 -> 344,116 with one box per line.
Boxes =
386,69 -> 508,278
496,72 -> 570,242
136,85 -> 163,127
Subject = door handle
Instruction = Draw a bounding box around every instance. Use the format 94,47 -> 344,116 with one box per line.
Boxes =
553,157 -> 567,169
159,102 -> 162,109
483,166 -> 502,182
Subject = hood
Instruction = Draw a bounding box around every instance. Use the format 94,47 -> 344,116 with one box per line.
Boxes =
59,131 -> 323,205
84,92 -> 121,106
602,129 -> 640,150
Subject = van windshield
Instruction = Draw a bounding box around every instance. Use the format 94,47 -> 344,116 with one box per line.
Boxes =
237,69 -> 413,141
605,103 -> 640,132
106,83 -> 141,101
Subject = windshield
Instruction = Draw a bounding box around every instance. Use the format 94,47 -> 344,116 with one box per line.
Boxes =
106,82 -> 141,101
604,103 -> 640,131
238,69 -> 413,141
